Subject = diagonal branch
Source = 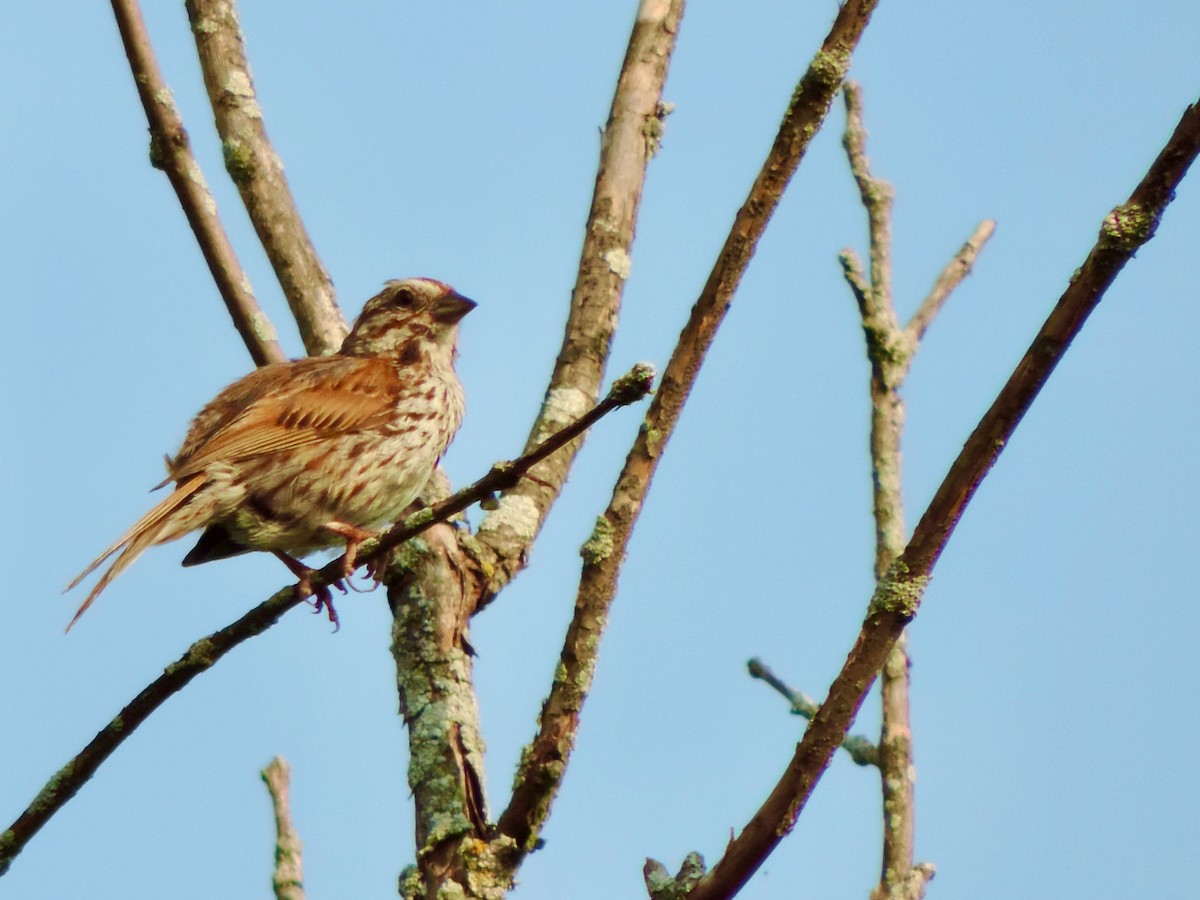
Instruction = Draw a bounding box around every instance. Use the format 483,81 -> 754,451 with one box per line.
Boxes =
685,97 -> 1200,900
0,585 -> 297,876
108,0 -> 286,367
472,0 -> 685,600
185,0 -> 347,356
906,219 -> 995,345
0,366 -> 651,876
747,658 -> 878,767
496,0 -> 881,857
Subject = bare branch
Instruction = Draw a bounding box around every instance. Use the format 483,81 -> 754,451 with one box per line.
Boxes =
497,0 -> 881,858
0,586 -> 297,875
0,366 -> 650,874
747,659 -> 878,767
838,247 -> 872,320
107,0 -> 286,366
185,0 -> 347,356
687,98 -> 1200,900
841,81 -> 927,893
906,219 -> 996,344
261,757 -> 305,900
876,635 -> 917,894
843,81 -> 896,323
473,0 -> 685,596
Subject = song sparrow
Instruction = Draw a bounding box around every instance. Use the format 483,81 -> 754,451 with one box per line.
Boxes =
66,277 -> 474,630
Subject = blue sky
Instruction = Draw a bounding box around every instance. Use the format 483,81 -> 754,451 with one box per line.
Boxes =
3,2 -> 1198,898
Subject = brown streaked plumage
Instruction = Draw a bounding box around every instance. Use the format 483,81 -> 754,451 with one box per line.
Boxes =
66,277 -> 474,630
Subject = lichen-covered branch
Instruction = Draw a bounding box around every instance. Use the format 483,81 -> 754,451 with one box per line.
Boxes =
844,81 -> 994,899
844,81 -> 937,898
107,0 -> 286,367
472,0 -> 685,601
384,369 -> 652,899
389,522 -> 500,899
685,97 -> 1200,900
262,757 -> 306,900
185,0 -> 346,356
496,0 -> 881,864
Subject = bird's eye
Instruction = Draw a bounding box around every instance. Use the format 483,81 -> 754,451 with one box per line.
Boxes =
392,287 -> 416,308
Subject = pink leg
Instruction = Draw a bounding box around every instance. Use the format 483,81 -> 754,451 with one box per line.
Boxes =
323,521 -> 381,577
272,551 -> 342,630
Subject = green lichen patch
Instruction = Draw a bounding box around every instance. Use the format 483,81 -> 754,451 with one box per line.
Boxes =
1099,201 -> 1158,251
580,516 -> 616,564
869,562 -> 930,617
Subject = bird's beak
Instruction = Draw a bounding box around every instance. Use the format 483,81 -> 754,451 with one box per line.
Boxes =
433,291 -> 476,324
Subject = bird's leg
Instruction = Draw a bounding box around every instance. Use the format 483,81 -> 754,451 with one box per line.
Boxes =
322,521 -> 381,580
272,551 -> 343,629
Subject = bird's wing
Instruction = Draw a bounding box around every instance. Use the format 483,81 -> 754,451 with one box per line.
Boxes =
169,356 -> 402,480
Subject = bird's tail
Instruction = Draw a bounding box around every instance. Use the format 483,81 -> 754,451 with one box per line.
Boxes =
64,476 -> 205,631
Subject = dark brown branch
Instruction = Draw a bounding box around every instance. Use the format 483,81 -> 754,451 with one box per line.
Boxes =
686,98 -> 1200,900
496,0 -> 880,858
472,0 -> 684,600
262,757 -> 306,900
747,659 -> 878,767
108,0 -> 286,367
0,366 -> 651,876
0,586 -> 297,875
185,0 -> 347,356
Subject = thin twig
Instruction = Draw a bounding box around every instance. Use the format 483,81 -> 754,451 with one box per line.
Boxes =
686,98 -> 1200,900
843,83 -> 896,324
108,0 -> 286,367
496,0 -> 881,857
747,659 -> 878,767
185,0 -> 347,356
0,366 -> 652,875
262,757 -> 305,900
906,219 -> 996,344
838,247 -> 872,319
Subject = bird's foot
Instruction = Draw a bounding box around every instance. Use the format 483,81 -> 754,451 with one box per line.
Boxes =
273,551 -> 344,631
324,521 -> 383,594
323,521 -> 380,577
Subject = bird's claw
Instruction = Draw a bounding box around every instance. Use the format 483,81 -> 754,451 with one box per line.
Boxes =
292,570 -> 341,631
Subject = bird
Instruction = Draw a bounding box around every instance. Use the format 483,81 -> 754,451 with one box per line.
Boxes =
65,277 -> 475,631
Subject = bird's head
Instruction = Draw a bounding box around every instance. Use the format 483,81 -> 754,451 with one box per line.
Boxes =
341,277 -> 475,364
